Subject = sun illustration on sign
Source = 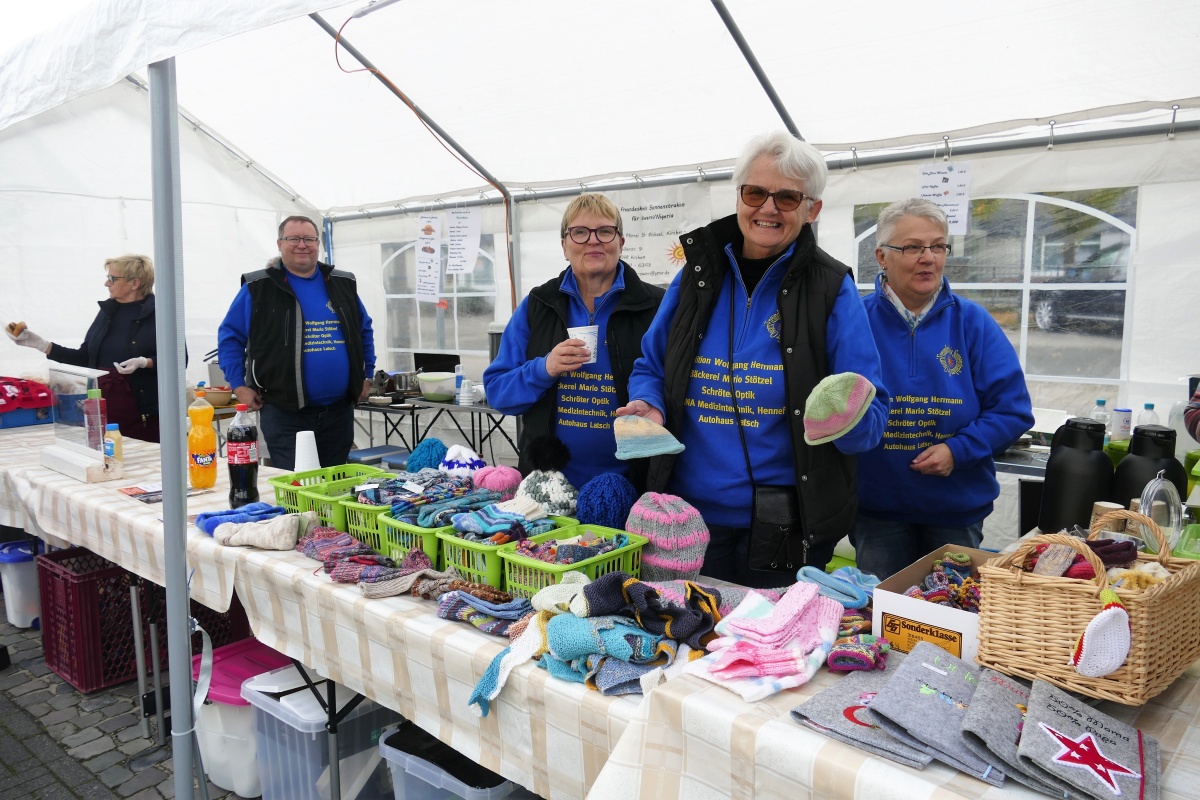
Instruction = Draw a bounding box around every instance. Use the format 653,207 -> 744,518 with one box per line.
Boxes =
667,241 -> 686,265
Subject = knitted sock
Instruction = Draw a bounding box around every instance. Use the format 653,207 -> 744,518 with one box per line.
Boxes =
796,565 -> 870,609
827,635 -> 891,672
838,612 -> 872,638
903,585 -> 924,600
1070,588 -> 1131,677
216,511 -> 315,550
195,502 -> 286,535
942,551 -> 973,580
713,590 -> 778,637
724,582 -> 820,646
436,591 -> 516,637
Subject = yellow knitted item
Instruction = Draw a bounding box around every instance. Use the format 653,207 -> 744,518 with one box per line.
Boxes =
1108,569 -> 1162,591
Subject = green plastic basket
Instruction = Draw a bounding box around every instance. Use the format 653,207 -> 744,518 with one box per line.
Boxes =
340,498 -> 392,551
379,513 -> 445,567
267,464 -> 387,513
296,476 -> 367,531
436,516 -> 578,590
498,524 -> 646,598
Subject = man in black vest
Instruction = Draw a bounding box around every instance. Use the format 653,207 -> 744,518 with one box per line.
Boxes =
217,216 -> 375,470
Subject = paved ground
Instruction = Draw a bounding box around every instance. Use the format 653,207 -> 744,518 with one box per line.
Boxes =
0,593 -> 234,800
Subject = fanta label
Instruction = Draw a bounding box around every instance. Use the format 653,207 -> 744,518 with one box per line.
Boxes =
192,452 -> 216,468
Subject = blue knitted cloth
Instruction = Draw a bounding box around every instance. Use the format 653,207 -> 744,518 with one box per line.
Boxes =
195,503 -> 285,535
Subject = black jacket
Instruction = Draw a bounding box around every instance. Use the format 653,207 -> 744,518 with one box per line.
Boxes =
519,263 -> 664,480
645,215 -> 859,555
242,260 -> 366,411
48,294 -> 160,419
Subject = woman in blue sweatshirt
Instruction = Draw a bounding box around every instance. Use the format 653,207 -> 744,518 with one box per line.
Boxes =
853,198 -> 1033,578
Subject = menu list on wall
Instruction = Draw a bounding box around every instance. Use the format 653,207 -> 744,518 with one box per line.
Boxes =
415,214 -> 441,303
917,162 -> 971,235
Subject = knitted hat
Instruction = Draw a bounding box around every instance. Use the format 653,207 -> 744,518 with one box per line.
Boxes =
439,444 -> 486,479
515,471 -> 578,517
1069,588 -> 1131,677
802,372 -> 876,445
472,465 -> 523,501
407,437 -> 448,472
575,473 -> 638,529
625,492 -> 709,582
613,415 -> 685,460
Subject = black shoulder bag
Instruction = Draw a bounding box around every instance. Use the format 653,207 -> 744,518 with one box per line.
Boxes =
727,289 -> 805,572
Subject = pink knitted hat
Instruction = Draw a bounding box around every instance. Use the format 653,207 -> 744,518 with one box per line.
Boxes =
803,372 -> 876,445
625,492 -> 709,582
472,465 -> 523,501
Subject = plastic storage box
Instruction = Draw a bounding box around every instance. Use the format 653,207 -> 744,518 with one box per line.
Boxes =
378,722 -> 514,800
191,638 -> 292,798
241,666 -> 401,800
0,539 -> 42,627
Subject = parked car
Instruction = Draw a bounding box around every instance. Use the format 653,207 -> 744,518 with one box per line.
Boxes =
1030,289 -> 1125,333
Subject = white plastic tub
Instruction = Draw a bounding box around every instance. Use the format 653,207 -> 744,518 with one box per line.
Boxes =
0,540 -> 41,628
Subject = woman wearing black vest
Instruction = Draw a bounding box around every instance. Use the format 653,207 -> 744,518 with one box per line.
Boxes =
484,194 -> 664,489
617,132 -> 888,588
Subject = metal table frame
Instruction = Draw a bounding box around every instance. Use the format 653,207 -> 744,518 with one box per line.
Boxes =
409,399 -> 518,463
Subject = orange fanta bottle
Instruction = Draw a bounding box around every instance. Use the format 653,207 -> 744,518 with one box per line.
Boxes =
188,390 -> 217,489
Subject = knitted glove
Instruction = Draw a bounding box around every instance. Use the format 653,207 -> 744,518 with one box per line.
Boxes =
195,502 -> 286,535
216,511 -> 316,550
5,322 -> 49,353
113,356 -> 149,374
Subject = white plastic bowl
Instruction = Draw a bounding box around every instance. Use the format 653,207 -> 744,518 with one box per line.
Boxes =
416,372 -> 456,401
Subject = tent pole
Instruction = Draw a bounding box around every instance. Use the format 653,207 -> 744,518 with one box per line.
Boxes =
148,57 -> 196,800
709,0 -> 802,139
309,12 -> 519,308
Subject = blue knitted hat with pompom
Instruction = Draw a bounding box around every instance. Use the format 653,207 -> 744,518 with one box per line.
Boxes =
406,437 -> 448,472
575,473 -> 638,530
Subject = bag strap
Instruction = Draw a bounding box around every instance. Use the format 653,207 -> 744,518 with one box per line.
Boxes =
727,279 -> 756,486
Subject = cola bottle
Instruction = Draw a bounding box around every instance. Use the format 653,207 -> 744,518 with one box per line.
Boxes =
227,403 -> 260,508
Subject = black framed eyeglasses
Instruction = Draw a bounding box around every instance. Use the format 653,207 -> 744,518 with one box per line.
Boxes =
880,243 -> 952,257
280,236 -> 320,245
737,184 -> 809,212
565,226 -> 620,244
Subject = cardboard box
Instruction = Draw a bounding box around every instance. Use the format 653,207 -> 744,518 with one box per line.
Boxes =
871,545 -> 992,663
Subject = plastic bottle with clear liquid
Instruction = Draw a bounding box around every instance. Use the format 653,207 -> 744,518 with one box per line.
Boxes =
1090,398 -> 1111,446
1138,403 -> 1160,426
187,391 -> 217,489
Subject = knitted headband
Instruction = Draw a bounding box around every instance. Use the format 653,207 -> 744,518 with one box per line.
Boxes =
625,492 -> 709,582
803,373 -> 876,446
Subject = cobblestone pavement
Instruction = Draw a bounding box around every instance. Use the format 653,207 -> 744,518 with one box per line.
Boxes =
0,593 -> 235,800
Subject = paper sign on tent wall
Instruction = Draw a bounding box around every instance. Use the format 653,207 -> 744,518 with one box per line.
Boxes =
445,208 -> 482,275
613,182 -> 711,284
415,214 -> 441,303
917,162 -> 971,235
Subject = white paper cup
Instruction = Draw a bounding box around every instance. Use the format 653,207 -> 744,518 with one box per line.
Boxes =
1111,407 -> 1132,441
294,430 -> 321,472
567,325 -> 599,365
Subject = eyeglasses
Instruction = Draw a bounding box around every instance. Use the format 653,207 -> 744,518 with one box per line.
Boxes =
280,236 -> 320,245
880,243 -> 952,257
737,184 -> 809,212
104,274 -> 127,283
565,226 -> 620,244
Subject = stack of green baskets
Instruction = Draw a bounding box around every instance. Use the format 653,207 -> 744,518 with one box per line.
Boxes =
498,524 -> 647,599
437,516 -> 578,590
340,496 -> 395,553
267,464 -> 387,514
378,512 -> 447,568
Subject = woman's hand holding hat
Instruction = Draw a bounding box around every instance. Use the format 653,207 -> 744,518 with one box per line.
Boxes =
5,321 -> 50,354
113,356 -> 149,374
614,399 -> 664,426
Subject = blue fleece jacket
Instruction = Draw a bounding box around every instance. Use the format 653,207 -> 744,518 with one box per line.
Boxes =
626,243 -> 888,528
857,276 -> 1034,526
483,266 -> 628,487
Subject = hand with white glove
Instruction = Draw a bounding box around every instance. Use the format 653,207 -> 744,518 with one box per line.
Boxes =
5,321 -> 50,354
114,356 -> 150,374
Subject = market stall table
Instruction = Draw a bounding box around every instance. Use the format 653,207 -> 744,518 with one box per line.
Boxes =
410,398 -> 518,463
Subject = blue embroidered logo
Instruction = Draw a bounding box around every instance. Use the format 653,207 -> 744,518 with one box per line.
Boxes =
765,311 -> 781,341
937,346 -> 963,376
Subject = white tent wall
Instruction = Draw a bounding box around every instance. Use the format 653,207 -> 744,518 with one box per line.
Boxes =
0,80 -> 318,387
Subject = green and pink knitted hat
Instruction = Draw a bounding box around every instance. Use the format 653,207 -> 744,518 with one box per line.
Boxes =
802,372 -> 876,446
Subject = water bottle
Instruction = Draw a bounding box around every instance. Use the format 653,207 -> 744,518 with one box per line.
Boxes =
227,403 -> 260,508
1090,399 -> 1111,446
1137,403 -> 1160,426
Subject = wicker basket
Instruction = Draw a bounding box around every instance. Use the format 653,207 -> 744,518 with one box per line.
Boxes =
976,511 -> 1200,706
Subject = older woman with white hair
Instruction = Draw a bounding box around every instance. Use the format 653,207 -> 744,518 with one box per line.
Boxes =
617,131 -> 888,588
851,198 -> 1033,579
